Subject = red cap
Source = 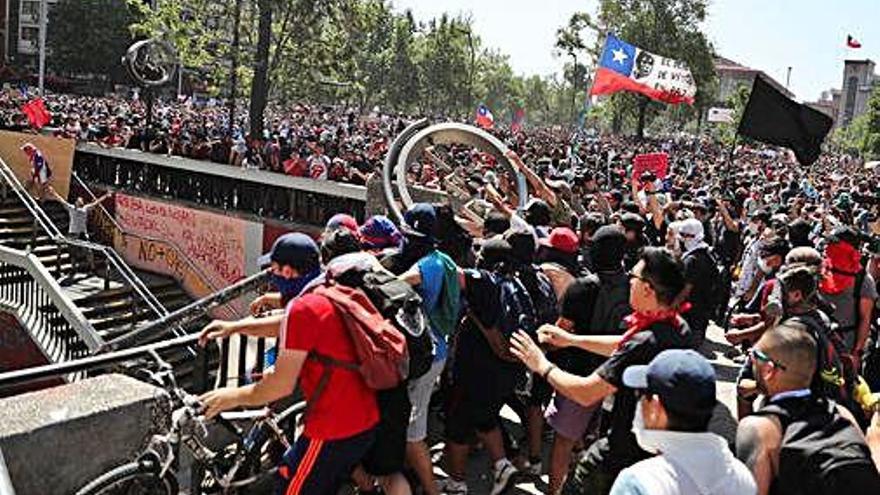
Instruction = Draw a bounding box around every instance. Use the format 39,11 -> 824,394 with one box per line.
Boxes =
539,227 -> 579,254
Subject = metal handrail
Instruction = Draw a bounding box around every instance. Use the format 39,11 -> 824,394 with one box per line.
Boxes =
103,269 -> 270,351
71,172 -> 234,319
0,244 -> 103,351
0,157 -> 194,353
0,333 -> 202,389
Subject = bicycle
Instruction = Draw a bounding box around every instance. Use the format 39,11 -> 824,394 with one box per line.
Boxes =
74,350 -> 304,495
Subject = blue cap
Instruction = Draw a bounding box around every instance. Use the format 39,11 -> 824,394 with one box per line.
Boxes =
402,203 -> 436,239
258,233 -> 320,270
622,349 -> 716,417
359,215 -> 402,250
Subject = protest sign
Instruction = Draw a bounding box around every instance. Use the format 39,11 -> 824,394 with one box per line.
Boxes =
632,152 -> 669,180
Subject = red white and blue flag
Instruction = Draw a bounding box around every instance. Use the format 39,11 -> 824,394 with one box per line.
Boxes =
475,104 -> 495,129
511,108 -> 525,133
590,34 -> 696,105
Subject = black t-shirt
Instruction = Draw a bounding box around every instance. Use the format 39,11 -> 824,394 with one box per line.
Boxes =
587,318 -> 692,473
557,273 -> 631,375
683,247 -> 719,326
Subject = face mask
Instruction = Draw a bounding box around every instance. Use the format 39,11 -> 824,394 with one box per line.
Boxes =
632,401 -> 662,454
758,257 -> 773,274
748,223 -> 759,236
271,270 -> 319,305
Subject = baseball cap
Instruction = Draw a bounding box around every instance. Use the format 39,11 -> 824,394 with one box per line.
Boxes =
623,349 -> 716,418
258,233 -> 320,270
539,227 -> 579,254
358,215 -> 402,250
325,213 -> 359,235
402,203 -> 437,239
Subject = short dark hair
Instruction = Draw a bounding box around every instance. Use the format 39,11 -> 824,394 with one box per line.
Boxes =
638,247 -> 685,307
320,229 -> 361,263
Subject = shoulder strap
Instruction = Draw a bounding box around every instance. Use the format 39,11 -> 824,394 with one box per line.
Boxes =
853,268 -> 866,329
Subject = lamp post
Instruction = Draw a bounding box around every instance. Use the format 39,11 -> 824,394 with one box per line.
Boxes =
37,0 -> 48,95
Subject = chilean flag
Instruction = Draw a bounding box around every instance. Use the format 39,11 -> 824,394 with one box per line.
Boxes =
475,104 -> 495,129
511,108 -> 525,133
847,35 -> 862,49
591,34 -> 696,105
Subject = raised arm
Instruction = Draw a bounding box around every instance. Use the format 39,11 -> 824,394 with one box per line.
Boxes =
505,150 -> 558,207
86,192 -> 112,209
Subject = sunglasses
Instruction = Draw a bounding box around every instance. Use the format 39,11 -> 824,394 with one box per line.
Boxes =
750,348 -> 787,371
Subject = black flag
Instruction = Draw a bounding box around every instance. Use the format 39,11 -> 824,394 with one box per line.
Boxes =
737,75 -> 833,165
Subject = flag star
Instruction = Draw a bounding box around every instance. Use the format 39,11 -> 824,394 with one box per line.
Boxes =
612,48 -> 628,64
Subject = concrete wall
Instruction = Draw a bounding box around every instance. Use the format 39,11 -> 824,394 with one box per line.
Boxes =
0,374 -> 169,495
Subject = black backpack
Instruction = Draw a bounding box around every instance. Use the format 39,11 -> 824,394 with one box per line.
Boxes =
497,272 -> 538,339
516,266 -> 559,326
754,396 -> 880,495
335,269 -> 434,380
787,313 -> 866,428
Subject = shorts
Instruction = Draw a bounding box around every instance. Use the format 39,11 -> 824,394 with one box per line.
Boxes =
445,364 -> 519,444
407,358 -> 445,442
362,385 -> 410,476
545,393 -> 598,441
276,428 -> 375,495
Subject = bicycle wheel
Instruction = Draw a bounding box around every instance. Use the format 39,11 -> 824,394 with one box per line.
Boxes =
75,462 -> 178,495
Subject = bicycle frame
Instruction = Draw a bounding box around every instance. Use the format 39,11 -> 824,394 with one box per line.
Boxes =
135,352 -> 305,493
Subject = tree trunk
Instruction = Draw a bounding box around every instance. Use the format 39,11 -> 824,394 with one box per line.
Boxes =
636,97 -> 649,139
249,0 -> 272,140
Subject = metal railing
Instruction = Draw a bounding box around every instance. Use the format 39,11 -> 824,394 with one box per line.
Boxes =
0,330 -> 270,395
0,157 -> 193,355
0,244 -> 103,358
103,269 -> 269,351
71,172 -> 238,322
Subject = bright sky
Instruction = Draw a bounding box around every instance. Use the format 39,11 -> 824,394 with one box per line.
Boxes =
390,0 -> 880,102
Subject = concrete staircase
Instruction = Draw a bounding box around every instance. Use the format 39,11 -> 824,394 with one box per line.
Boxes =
0,194 -> 214,391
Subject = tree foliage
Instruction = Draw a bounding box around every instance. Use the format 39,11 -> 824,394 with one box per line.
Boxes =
832,84 -> 880,160
45,0 -> 718,137
47,0 -> 142,84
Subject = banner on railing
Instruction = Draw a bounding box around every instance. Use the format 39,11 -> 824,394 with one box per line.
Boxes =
0,130 -> 75,198
114,194 -> 264,314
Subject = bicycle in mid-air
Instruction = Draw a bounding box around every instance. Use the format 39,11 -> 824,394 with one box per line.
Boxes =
74,350 -> 304,495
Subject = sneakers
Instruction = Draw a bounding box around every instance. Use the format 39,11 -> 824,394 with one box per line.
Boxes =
437,478 -> 468,495
490,459 -> 518,495
522,459 -> 542,477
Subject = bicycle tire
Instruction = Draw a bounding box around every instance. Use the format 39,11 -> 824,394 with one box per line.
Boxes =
75,462 -> 179,495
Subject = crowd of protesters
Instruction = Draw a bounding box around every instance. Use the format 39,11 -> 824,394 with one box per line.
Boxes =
6,89 -> 880,494
191,134 -> 880,495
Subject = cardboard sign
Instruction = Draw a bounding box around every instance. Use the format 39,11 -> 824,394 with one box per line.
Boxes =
632,152 -> 669,180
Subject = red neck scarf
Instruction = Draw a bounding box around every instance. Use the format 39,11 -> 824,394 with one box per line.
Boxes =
820,242 -> 862,295
618,303 -> 690,349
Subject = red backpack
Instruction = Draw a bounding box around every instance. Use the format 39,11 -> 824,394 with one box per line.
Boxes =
307,283 -> 409,399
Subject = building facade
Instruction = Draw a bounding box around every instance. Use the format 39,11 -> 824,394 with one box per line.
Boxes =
714,56 -> 794,104
0,0 -> 58,68
837,59 -> 878,127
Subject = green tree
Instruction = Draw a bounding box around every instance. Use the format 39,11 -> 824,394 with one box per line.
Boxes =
48,0 -> 142,84
582,0 -> 717,137
862,84 -> 880,159
554,12 -> 593,123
